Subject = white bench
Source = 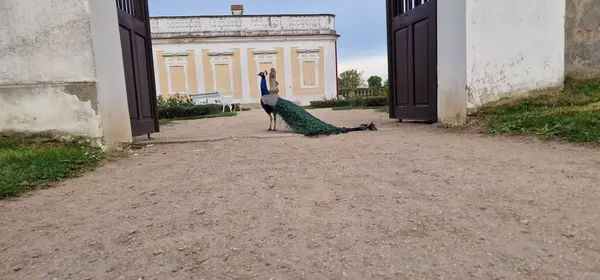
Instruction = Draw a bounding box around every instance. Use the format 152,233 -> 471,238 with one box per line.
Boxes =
188,92 -> 243,112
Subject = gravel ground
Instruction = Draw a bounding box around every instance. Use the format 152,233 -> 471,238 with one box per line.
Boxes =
1,109 -> 600,280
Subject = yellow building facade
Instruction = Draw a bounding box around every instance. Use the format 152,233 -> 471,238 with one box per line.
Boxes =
150,7 -> 339,105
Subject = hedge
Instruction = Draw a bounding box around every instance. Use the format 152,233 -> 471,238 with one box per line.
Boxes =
158,104 -> 224,119
309,96 -> 388,108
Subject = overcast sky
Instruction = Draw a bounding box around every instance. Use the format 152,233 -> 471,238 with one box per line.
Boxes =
148,0 -> 389,80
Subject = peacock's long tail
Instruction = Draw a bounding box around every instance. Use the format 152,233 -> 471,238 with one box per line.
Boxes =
272,97 -> 377,136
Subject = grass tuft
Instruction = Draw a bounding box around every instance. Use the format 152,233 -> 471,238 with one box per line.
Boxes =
472,78 -> 600,143
0,135 -> 104,198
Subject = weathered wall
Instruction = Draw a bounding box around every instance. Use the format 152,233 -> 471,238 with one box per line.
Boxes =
565,0 -> 600,79
0,0 -> 101,137
0,0 -> 133,149
465,0 -> 566,107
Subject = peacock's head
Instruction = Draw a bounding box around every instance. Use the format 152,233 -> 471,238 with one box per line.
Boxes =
257,70 -> 268,78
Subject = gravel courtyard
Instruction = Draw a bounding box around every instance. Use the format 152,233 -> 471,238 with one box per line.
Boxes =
1,109 -> 599,280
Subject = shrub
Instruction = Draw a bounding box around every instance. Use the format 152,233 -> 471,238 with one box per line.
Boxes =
309,96 -> 388,108
157,94 -> 195,109
158,104 -> 223,119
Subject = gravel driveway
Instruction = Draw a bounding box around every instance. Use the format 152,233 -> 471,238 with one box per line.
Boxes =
1,109 -> 600,280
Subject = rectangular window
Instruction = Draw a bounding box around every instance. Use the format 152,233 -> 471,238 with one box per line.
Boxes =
215,64 -> 232,91
169,66 -> 186,93
258,62 -> 274,74
301,61 -> 317,87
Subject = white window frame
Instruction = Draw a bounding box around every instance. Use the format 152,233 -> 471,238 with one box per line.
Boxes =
208,52 -> 235,94
163,52 -> 190,95
296,48 -> 320,89
254,49 -> 278,93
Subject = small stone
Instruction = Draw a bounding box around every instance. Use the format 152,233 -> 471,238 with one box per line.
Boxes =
129,229 -> 137,235
12,266 -> 21,271
563,233 -> 575,238
153,250 -> 163,256
520,219 -> 530,225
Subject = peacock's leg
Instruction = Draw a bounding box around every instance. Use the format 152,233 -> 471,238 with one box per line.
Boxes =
273,113 -> 277,131
268,114 -> 273,131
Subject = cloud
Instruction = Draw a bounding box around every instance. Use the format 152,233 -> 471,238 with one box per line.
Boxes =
338,54 -> 389,81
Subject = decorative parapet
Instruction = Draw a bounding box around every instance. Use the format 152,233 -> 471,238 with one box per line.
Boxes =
150,14 -> 337,38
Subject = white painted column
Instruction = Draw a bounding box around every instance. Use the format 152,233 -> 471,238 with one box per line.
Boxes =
194,48 -> 206,93
437,0 -> 467,125
283,46 -> 294,100
239,47 -> 251,102
152,49 -> 161,96
323,41 -> 337,99
88,0 -> 133,149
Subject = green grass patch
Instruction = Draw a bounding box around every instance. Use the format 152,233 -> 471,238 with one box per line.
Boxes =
0,135 -> 104,198
473,78 -> 600,143
331,106 -> 388,111
375,106 -> 389,113
159,119 -> 173,125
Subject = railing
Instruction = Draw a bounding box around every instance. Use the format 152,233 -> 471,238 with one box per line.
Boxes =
339,88 -> 386,98
392,0 -> 430,16
116,0 -> 146,20
150,15 -> 337,38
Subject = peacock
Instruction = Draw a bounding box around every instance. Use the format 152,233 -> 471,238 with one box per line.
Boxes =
257,71 -> 377,136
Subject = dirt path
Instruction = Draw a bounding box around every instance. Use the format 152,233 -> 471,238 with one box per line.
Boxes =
1,109 -> 600,280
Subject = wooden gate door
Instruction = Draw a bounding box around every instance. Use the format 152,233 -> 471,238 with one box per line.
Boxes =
386,0 -> 437,122
116,0 -> 160,136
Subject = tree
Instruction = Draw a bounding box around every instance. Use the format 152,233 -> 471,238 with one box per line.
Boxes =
383,79 -> 389,96
367,76 -> 383,89
338,69 -> 364,92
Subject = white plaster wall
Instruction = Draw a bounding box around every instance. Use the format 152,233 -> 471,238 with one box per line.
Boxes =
0,0 -> 97,84
0,85 -> 102,137
0,0 -> 102,138
0,0 -> 133,149
437,0 -> 468,125
152,35 -> 338,106
466,0 -> 566,107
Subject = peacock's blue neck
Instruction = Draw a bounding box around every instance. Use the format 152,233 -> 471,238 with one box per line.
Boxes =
260,76 -> 270,96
